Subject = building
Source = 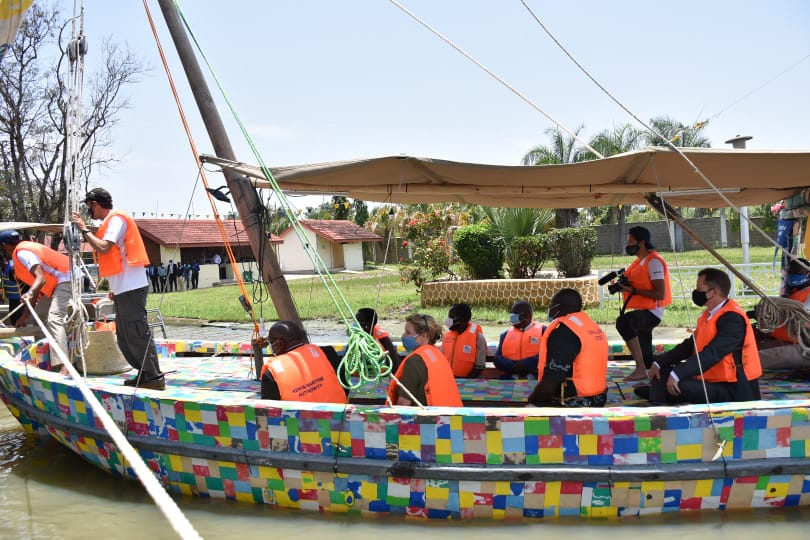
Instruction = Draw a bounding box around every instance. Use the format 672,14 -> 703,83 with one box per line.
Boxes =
276,219 -> 382,273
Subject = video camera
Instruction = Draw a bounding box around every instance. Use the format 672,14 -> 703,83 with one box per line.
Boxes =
598,268 -> 631,295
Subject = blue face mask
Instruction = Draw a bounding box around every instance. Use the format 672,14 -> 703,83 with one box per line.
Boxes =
402,335 -> 419,352
509,313 -> 522,325
787,273 -> 810,289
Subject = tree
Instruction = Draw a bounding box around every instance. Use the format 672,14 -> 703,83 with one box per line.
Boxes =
353,199 -> 369,226
329,196 -> 351,220
644,116 -> 711,148
0,5 -> 146,227
522,125 -> 588,228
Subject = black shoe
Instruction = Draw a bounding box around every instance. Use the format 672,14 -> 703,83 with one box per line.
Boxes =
139,376 -> 165,390
123,374 -> 141,387
633,384 -> 651,401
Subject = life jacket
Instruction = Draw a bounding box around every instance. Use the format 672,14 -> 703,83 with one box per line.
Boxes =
1,260 -> 21,300
12,241 -> 70,297
260,344 -> 347,403
387,344 -> 462,407
441,322 -> 483,377
537,311 -> 608,398
771,287 -> 810,343
695,299 -> 762,383
95,210 -> 149,277
623,251 -> 672,310
371,324 -> 390,345
500,321 -> 544,362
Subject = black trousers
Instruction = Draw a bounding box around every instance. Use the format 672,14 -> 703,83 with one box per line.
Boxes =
616,309 -> 661,368
650,364 -> 760,404
112,286 -> 161,379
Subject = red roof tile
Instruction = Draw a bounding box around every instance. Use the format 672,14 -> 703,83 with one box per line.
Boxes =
135,219 -> 281,248
281,220 -> 382,243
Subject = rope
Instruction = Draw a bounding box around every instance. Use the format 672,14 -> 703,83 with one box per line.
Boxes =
756,296 -> 810,352
142,0 -> 260,338
22,297 -> 202,540
337,327 -> 393,391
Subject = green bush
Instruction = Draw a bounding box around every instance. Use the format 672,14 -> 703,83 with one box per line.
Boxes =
508,234 -> 552,278
549,227 -> 597,277
454,223 -> 505,279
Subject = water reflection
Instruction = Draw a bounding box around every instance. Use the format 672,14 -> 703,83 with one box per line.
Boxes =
1,405 -> 807,540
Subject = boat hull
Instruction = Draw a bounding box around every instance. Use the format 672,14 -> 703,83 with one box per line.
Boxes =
2,336 -> 810,520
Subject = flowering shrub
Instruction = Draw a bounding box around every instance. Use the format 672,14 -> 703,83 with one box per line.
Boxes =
399,211 -> 454,291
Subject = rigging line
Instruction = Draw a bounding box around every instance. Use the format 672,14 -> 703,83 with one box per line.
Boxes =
518,0 -> 793,282
143,0 -> 260,334
708,53 -> 810,122
386,0 -> 604,159
22,297 -> 203,540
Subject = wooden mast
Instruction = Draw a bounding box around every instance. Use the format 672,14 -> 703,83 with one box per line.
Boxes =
156,0 -> 302,326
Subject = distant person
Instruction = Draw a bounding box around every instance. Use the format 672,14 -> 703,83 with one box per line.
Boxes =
147,264 -> 159,293
157,262 -> 167,292
755,257 -> 810,370
636,268 -> 761,405
355,307 -> 400,371
212,252 -> 225,279
528,288 -> 608,407
493,300 -> 544,379
615,226 -> 672,381
71,187 -> 164,390
167,259 -> 178,292
260,320 -> 347,403
0,230 -> 72,371
182,262 -> 191,291
191,260 -> 200,289
440,303 -> 487,378
388,313 -> 462,407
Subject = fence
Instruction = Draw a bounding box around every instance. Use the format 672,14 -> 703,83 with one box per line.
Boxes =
596,263 -> 782,308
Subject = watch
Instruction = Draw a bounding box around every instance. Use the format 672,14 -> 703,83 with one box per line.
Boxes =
81,229 -> 90,235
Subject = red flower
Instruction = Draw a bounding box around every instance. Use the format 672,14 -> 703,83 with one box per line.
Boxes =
402,240 -> 409,247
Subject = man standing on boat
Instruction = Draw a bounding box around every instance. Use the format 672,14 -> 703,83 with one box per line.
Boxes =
0,230 -> 72,372
260,320 -> 346,403
493,301 -> 544,379
615,226 -> 672,381
71,188 -> 165,390
638,268 -> 761,404
528,288 -> 609,407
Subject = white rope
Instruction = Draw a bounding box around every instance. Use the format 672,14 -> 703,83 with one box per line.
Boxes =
756,296 -> 810,352
22,298 -> 203,540
386,0 -> 604,159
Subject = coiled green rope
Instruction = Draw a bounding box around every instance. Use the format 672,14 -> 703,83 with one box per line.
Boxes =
337,327 -> 394,390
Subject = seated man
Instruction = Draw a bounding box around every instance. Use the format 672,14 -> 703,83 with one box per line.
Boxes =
493,301 -> 544,379
637,268 -> 762,405
355,307 -> 401,371
439,303 -> 487,378
756,257 -> 810,370
528,288 -> 609,407
387,313 -> 462,407
260,321 -> 347,403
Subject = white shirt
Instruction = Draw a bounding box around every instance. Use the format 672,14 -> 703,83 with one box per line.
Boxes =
15,249 -> 71,283
101,214 -> 148,295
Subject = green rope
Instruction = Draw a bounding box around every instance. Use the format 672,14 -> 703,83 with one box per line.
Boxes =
171,1 -> 386,388
339,328 -> 394,391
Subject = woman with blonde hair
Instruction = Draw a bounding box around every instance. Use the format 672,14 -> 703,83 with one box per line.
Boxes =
387,313 -> 462,407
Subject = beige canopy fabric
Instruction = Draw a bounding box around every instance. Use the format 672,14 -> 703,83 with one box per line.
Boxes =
0,222 -> 64,234
201,146 -> 810,209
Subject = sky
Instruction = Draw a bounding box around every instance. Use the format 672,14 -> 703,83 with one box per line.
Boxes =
69,0 -> 810,218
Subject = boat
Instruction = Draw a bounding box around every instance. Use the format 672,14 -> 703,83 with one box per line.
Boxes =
3,0 -> 810,523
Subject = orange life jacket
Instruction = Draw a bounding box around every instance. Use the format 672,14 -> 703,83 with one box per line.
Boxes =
695,299 -> 762,383
371,324 -> 390,346
12,241 -> 70,297
500,321 -> 544,362
537,311 -> 608,398
260,344 -> 347,403
623,251 -> 672,310
387,344 -> 462,407
95,210 -> 149,277
771,287 -> 810,343
441,322 -> 483,377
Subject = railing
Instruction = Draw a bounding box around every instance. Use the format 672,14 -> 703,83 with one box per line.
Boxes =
597,263 -> 782,308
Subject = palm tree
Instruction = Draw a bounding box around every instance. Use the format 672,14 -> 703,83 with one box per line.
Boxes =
522,125 -> 588,228
482,207 -> 554,278
644,116 -> 711,148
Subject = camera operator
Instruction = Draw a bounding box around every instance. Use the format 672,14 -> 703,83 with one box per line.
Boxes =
615,226 -> 672,381
756,257 -> 810,370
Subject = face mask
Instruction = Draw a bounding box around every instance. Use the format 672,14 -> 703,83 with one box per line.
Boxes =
509,313 -> 522,325
625,244 -> 640,256
402,335 -> 419,352
691,289 -> 709,307
443,317 -> 455,328
786,274 -> 810,289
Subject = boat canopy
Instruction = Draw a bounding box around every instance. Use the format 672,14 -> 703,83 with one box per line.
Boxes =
201,146 -> 810,209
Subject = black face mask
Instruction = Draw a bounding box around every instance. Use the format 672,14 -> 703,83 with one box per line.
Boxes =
625,244 -> 640,256
691,289 -> 709,307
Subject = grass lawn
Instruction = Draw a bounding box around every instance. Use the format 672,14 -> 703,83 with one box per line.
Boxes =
147,246 -> 781,326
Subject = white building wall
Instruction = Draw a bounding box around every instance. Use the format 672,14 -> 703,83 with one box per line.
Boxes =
343,243 -> 364,271
278,229 -> 318,272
